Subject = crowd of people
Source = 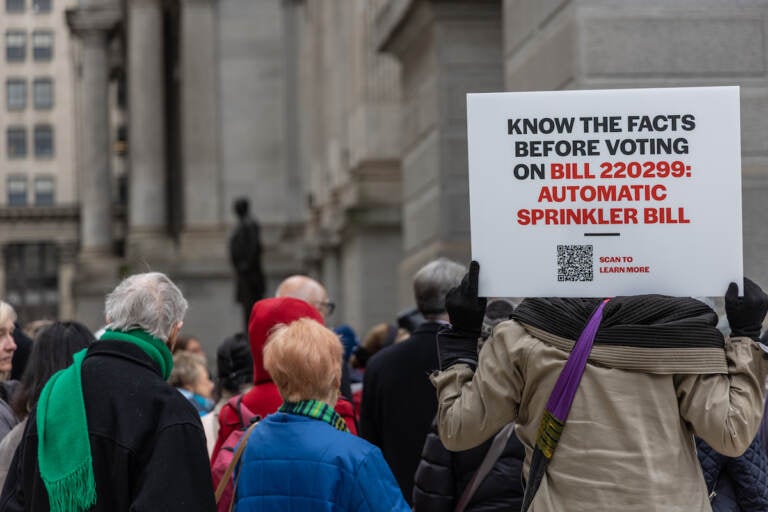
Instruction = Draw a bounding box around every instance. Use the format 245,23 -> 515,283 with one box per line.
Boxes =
0,258 -> 765,511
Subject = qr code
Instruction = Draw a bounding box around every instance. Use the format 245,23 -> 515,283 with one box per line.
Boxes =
557,245 -> 593,282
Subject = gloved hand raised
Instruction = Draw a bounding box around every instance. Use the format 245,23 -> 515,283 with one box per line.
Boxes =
445,260 -> 488,336
437,261 -> 488,371
725,278 -> 768,341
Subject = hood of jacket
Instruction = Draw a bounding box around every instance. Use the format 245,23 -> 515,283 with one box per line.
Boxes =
248,297 -> 323,384
510,295 -> 727,374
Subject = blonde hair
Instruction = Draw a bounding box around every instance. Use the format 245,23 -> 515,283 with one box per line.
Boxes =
169,351 -> 206,388
263,318 -> 341,404
0,301 -> 16,326
349,323 -> 408,369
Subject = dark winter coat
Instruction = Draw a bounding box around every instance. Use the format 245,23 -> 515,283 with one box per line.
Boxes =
413,418 -> 524,512
360,321 -> 443,505
697,435 -> 768,512
0,340 -> 216,511
0,382 -> 19,442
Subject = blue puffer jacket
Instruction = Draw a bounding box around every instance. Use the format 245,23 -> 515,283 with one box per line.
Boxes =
697,435 -> 768,512
234,412 -> 410,512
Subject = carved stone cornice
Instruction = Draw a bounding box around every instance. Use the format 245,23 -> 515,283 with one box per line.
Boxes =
374,0 -> 416,53
0,205 -> 79,221
66,3 -> 122,37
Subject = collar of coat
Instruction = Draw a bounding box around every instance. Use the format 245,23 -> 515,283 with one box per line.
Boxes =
511,296 -> 728,374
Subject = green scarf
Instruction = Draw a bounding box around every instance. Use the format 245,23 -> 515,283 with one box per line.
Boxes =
278,400 -> 350,433
36,329 -> 174,512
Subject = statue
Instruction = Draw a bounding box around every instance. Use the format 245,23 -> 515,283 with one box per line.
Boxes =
229,198 -> 266,330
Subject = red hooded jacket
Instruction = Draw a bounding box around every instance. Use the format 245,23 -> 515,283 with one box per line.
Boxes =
211,297 -> 357,462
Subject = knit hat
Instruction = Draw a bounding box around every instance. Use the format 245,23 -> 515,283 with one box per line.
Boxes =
248,297 -> 323,384
333,324 -> 358,364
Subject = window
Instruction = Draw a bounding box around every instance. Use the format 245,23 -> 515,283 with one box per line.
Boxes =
4,243 -> 59,321
6,31 -> 26,62
34,176 -> 54,205
6,0 -> 24,12
34,124 -> 53,157
6,78 -> 26,110
32,0 -> 49,12
7,126 -> 26,158
7,176 -> 27,206
32,30 -> 52,61
33,78 -> 52,109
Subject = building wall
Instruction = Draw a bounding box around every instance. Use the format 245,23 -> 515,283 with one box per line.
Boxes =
218,0 -> 290,227
216,0 -> 308,292
503,0 -> 768,287
375,0 -> 504,307
297,1 -> 404,334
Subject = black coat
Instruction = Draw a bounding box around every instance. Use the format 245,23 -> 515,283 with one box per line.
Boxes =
360,321 -> 442,505
0,340 -> 216,511
697,435 -> 768,512
413,419 -> 525,512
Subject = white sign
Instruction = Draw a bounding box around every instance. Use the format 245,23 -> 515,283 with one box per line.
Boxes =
467,87 -> 742,298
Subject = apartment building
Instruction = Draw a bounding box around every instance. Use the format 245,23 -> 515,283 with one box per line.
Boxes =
0,0 -> 78,321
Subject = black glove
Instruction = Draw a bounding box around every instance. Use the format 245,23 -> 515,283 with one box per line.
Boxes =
445,260 -> 487,335
437,261 -> 487,371
725,278 -> 768,340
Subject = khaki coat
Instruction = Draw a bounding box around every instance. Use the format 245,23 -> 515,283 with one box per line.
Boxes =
432,320 -> 768,512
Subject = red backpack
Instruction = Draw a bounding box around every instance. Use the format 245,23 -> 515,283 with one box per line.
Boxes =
212,394 -> 260,512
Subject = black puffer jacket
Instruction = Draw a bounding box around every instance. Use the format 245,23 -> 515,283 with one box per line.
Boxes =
413,418 -> 524,512
697,434 -> 768,512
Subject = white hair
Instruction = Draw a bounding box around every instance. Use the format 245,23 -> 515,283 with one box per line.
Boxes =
104,272 -> 188,340
0,301 -> 16,326
413,258 -> 466,316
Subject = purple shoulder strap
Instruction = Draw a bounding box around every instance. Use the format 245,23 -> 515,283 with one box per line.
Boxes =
545,298 -> 609,421
521,298 -> 609,512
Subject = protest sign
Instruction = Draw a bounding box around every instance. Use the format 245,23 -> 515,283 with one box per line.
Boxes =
467,86 -> 742,297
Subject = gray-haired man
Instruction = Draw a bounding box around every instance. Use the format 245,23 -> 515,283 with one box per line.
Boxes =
359,258 -> 465,505
1,272 -> 216,511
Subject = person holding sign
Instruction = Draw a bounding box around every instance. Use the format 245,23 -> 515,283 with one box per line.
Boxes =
431,261 -> 768,512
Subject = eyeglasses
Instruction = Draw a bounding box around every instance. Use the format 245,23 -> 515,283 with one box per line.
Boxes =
315,301 -> 335,316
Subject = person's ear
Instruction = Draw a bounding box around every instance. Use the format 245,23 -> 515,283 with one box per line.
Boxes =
167,321 -> 184,350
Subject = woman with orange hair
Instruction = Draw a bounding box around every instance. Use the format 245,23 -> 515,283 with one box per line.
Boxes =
232,318 -> 409,511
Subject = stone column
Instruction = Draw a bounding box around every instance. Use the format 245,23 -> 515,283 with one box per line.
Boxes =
179,0 -> 225,259
126,0 -> 172,259
67,6 -> 121,256
57,242 -> 77,320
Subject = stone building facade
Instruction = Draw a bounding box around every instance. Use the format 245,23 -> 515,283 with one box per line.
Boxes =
2,0 -> 767,353
0,0 -> 79,322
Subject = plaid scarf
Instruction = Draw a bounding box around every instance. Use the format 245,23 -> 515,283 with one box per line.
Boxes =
278,400 -> 349,433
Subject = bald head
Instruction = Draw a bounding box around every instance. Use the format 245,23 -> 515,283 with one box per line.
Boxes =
275,275 -> 332,319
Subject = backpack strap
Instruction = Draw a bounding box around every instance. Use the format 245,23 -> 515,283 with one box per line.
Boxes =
223,393 -> 255,431
214,417 -> 260,505
454,422 -> 515,512
234,394 -> 246,427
